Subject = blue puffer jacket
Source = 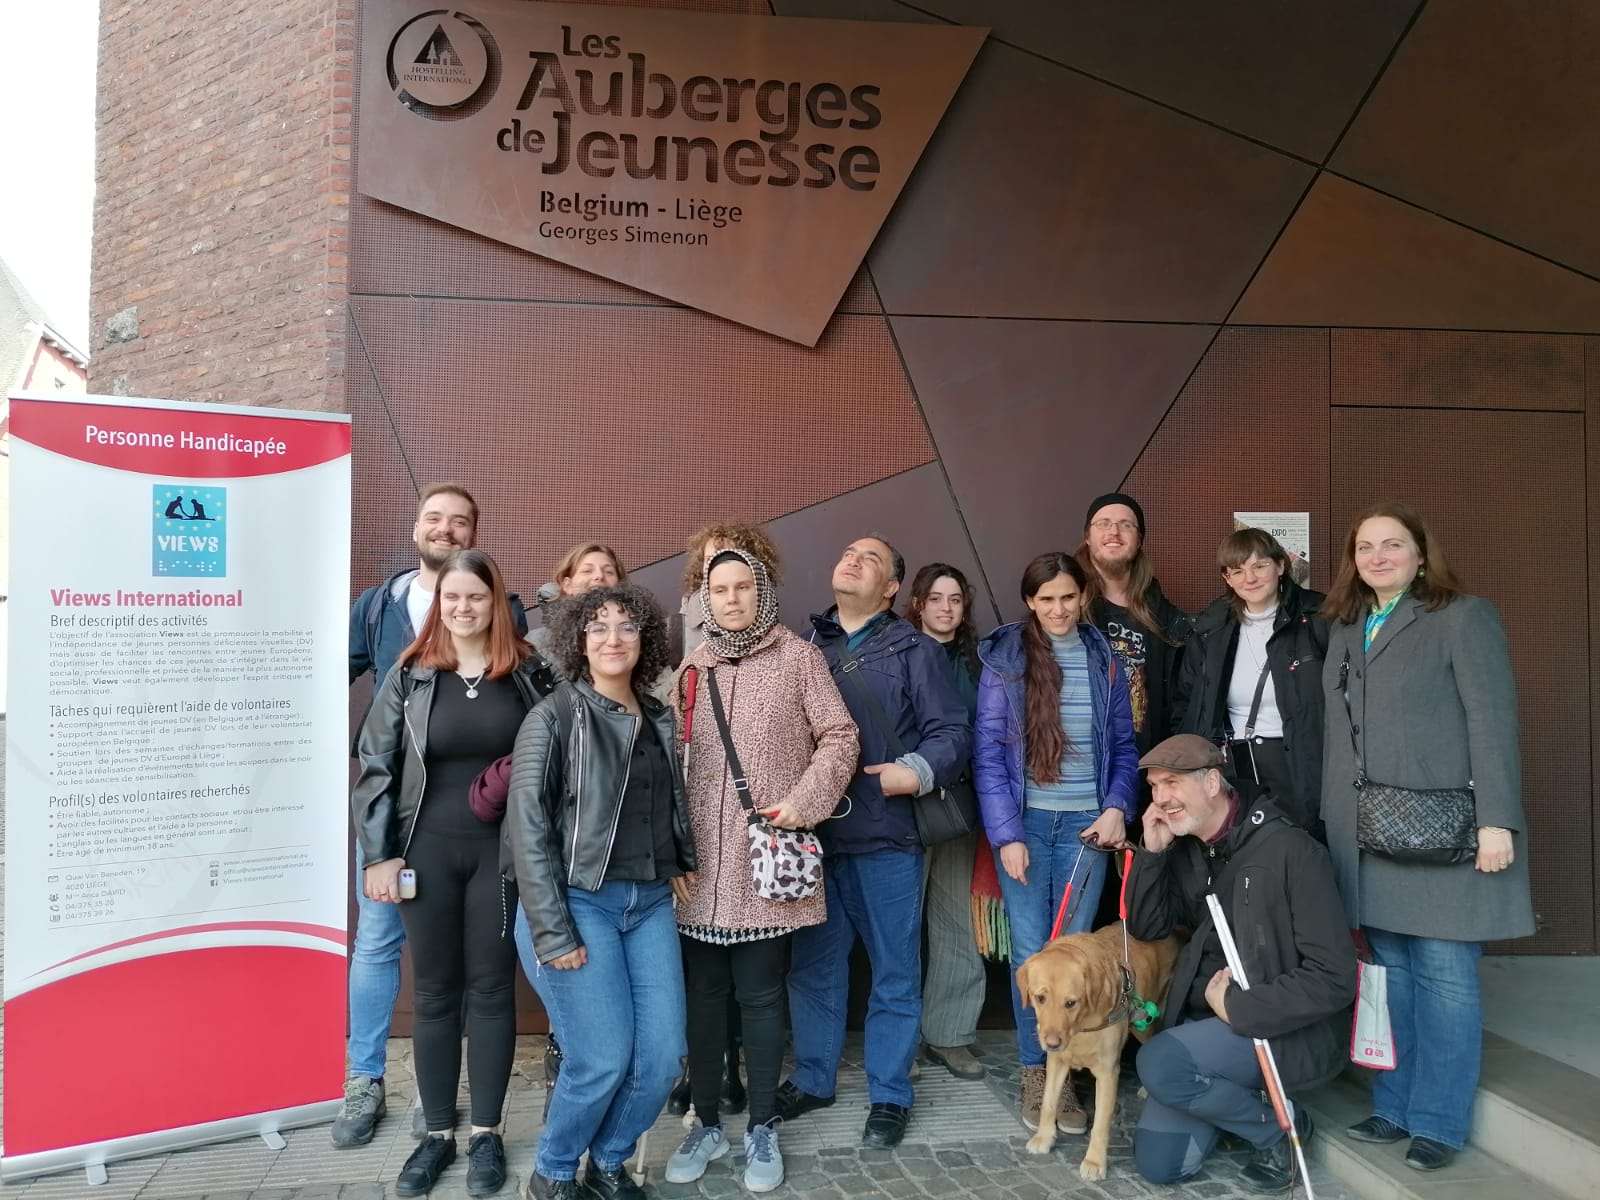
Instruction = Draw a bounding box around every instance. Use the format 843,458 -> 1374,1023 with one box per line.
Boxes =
975,621 -> 1139,847
808,608 -> 972,856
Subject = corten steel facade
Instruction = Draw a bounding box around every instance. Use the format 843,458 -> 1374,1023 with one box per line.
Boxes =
93,0 -> 1600,1022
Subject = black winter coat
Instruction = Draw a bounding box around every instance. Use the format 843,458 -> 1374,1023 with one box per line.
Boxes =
1174,581 -> 1328,829
504,681 -> 697,965
1126,798 -> 1357,1094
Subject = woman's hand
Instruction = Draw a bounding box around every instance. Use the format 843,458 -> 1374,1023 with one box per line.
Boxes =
1475,827 -> 1515,874
1084,809 -> 1129,850
761,800 -> 805,829
999,841 -> 1029,885
670,871 -> 698,905
549,947 -> 588,970
1205,967 -> 1233,1023
363,858 -> 405,903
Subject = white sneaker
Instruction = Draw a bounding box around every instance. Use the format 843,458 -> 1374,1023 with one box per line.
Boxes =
743,1122 -> 784,1193
664,1121 -> 729,1183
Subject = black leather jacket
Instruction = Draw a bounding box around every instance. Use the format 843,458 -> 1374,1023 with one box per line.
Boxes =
351,658 -> 550,862
506,681 -> 697,965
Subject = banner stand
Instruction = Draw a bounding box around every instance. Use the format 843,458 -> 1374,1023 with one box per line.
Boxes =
2,393 -> 351,1180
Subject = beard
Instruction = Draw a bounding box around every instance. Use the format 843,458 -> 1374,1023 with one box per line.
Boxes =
1089,544 -> 1136,579
417,536 -> 460,571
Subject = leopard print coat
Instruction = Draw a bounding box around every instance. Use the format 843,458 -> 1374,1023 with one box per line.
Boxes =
671,625 -> 859,933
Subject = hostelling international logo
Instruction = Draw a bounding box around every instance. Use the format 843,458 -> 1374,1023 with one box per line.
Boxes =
386,9 -> 501,119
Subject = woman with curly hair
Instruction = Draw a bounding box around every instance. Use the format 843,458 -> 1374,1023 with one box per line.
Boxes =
503,583 -> 698,1200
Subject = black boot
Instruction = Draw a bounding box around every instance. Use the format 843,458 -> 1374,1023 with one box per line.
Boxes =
1240,1107 -> 1314,1194
667,1064 -> 692,1116
721,1045 -> 747,1114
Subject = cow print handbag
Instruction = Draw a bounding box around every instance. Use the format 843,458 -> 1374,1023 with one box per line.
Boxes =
705,667 -> 823,902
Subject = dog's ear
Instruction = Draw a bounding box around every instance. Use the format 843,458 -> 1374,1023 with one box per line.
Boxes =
1016,959 -> 1034,1011
1086,950 -> 1120,1021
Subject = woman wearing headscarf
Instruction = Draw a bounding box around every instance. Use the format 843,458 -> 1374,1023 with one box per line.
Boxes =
1321,501 -> 1533,1172
663,548 -> 858,1193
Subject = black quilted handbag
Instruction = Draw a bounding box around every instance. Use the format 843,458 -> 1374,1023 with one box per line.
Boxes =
1341,652 -> 1477,865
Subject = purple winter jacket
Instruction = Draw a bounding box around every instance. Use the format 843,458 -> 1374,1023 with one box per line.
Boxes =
974,621 -> 1139,848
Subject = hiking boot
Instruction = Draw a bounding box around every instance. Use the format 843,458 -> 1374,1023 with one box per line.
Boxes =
664,1121 -> 729,1184
1019,1065 -> 1046,1131
330,1075 -> 386,1147
1055,1074 -> 1088,1136
465,1132 -> 507,1197
926,1044 -> 986,1081
395,1134 -> 457,1196
743,1121 -> 785,1193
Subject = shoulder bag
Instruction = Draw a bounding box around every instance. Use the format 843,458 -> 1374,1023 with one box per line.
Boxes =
704,667 -> 823,901
1339,650 -> 1476,864
833,640 -> 979,847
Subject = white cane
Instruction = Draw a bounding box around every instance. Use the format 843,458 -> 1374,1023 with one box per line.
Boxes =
1204,893 -> 1316,1199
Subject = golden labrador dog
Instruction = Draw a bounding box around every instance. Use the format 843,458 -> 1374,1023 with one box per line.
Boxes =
1017,921 -> 1183,1180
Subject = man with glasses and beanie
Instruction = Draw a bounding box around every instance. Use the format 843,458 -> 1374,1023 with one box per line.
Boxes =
1124,734 -> 1355,1193
776,534 -> 971,1149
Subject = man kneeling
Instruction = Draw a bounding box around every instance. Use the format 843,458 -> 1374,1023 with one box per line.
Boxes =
1125,736 -> 1355,1193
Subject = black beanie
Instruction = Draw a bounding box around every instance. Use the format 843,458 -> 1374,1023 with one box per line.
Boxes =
1085,492 -> 1146,536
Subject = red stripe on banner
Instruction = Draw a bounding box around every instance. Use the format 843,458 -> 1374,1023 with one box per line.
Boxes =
11,398 -> 350,478
2,945 -> 345,1154
41,920 -> 348,973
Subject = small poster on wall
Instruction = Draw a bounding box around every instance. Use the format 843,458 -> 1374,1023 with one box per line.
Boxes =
1233,511 -> 1311,587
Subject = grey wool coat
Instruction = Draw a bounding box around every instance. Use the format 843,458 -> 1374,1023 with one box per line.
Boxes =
1321,593 -> 1535,943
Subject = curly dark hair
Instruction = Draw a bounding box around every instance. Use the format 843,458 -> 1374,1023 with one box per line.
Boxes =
546,582 -> 671,690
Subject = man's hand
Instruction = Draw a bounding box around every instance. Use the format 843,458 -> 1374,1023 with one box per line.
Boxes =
363,857 -> 405,904
1205,967 -> 1233,1023
864,762 -> 919,797
670,871 -> 698,906
999,841 -> 1029,885
549,947 -> 588,970
1141,803 -> 1176,853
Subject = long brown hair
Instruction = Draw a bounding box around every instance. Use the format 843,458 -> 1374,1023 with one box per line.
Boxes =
1074,541 -> 1177,645
401,549 -> 532,677
903,562 -> 981,679
1021,553 -> 1087,785
1321,500 -> 1462,624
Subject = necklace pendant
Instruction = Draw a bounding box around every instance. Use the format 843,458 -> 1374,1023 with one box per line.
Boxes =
466,685 -> 478,699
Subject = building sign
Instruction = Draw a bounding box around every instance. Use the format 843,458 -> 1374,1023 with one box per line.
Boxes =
359,0 -> 985,345
1233,511 -> 1311,587
2,393 -> 351,1180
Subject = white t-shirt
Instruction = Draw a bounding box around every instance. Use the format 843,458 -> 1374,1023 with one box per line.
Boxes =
406,576 -> 433,639
1226,605 -> 1283,739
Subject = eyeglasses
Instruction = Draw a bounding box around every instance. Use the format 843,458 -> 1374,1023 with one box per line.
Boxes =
1089,519 -> 1139,534
1222,561 -> 1278,581
584,621 -> 641,642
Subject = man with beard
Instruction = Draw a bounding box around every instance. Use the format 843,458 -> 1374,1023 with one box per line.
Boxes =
334,483 -> 531,1147
1075,493 -> 1191,759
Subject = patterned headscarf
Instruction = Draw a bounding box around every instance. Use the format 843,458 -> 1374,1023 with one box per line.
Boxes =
700,547 -> 780,660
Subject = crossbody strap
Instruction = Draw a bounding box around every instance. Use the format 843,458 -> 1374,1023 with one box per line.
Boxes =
833,639 -> 908,758
1338,649 -> 1366,784
704,667 -> 762,826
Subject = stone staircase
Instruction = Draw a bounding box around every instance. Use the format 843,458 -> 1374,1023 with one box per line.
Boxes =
1304,1031 -> 1600,1200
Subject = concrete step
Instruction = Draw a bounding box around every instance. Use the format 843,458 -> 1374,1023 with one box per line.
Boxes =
1303,1033 -> 1600,1200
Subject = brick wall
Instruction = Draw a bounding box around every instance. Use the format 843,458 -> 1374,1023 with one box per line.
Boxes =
89,0 -> 354,412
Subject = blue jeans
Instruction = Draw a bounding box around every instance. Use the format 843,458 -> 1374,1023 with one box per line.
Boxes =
348,840 -> 407,1079
995,806 -> 1111,1066
527,880 -> 685,1180
1365,926 -> 1482,1149
788,847 -> 924,1107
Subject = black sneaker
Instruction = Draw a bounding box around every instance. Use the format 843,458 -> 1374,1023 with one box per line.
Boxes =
395,1134 -> 457,1197
524,1173 -> 583,1200
773,1079 -> 834,1123
465,1131 -> 507,1197
1240,1107 -> 1313,1194
581,1161 -> 646,1200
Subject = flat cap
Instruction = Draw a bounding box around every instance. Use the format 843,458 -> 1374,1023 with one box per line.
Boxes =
1138,734 -> 1225,773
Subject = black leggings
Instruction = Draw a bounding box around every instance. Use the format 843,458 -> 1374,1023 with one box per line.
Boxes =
398,831 -> 517,1130
682,933 -> 790,1130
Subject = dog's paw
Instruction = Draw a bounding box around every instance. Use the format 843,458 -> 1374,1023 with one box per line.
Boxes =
1025,1132 -> 1056,1156
1078,1154 -> 1108,1182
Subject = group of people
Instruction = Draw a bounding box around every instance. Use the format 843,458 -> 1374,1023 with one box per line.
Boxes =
340,484 -> 1534,1200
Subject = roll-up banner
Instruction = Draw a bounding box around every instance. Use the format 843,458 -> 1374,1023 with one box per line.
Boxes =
2,393 -> 351,1180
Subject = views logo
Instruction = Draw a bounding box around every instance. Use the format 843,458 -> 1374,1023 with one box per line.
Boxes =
153,485 -> 227,578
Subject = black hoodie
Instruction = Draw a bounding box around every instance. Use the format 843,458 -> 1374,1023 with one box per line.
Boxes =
1126,797 -> 1357,1093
